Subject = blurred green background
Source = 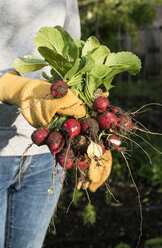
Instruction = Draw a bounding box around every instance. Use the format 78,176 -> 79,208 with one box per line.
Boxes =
44,1 -> 162,247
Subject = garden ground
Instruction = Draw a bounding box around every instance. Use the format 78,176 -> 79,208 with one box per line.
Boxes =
44,181 -> 162,248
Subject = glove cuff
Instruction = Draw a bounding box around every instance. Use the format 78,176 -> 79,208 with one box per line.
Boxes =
0,71 -> 30,106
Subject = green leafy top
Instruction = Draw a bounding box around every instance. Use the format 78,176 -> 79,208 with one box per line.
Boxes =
12,26 -> 142,109
105,51 -> 141,75
12,55 -> 48,73
34,26 -> 79,62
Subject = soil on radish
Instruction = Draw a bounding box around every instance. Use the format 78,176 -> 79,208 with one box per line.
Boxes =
75,155 -> 90,171
117,114 -> 133,135
50,81 -> 68,99
93,96 -> 109,113
97,111 -> 118,131
81,118 -> 99,141
31,128 -> 50,146
71,135 -> 90,153
46,131 -> 65,155
57,148 -> 75,169
104,135 -> 121,150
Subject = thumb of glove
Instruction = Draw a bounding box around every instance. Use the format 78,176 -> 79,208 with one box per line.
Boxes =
88,150 -> 112,192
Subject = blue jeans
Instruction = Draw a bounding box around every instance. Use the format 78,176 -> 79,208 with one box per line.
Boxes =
0,153 -> 64,248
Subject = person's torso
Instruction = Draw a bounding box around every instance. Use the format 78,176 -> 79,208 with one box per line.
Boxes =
0,0 -> 80,156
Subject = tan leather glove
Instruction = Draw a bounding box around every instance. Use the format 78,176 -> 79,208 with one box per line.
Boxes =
77,150 -> 112,192
0,71 -> 86,127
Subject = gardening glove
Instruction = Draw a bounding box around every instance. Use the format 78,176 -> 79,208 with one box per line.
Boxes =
0,71 -> 86,128
77,150 -> 112,192
88,150 -> 112,192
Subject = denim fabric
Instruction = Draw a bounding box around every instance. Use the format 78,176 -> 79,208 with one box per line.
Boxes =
0,153 -> 64,248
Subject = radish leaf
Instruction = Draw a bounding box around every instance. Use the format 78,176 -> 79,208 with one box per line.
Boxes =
12,55 -> 48,73
74,39 -> 85,56
90,64 -> 112,79
38,46 -> 72,78
65,55 -> 95,86
55,116 -> 67,131
82,36 -> 100,56
88,74 -> 101,93
55,26 -> 79,62
34,26 -> 79,63
105,51 -> 141,75
90,45 -> 110,65
84,74 -> 101,106
64,58 -> 81,81
49,69 -> 63,82
34,27 -> 67,55
102,76 -> 115,91
78,55 -> 95,74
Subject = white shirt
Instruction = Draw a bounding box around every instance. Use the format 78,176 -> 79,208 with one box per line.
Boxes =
0,0 -> 81,156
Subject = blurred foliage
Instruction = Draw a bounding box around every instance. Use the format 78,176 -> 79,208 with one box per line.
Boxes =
111,136 -> 162,188
79,0 -> 157,51
70,189 -> 83,207
144,238 -> 162,248
109,78 -> 162,133
47,213 -> 57,235
115,242 -> 131,248
109,78 -> 162,188
83,203 -> 96,226
105,189 -> 113,204
113,238 -> 162,248
151,0 -> 162,3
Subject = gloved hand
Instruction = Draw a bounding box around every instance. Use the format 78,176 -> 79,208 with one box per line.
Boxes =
77,150 -> 112,192
0,71 -> 86,127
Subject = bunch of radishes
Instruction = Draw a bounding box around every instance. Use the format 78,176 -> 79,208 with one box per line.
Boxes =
31,80 -> 134,171
12,26 -> 143,174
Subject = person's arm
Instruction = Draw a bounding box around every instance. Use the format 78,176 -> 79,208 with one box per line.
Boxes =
64,0 -> 81,39
0,71 -> 86,128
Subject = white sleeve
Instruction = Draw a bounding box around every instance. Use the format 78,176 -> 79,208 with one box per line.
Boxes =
64,0 -> 81,40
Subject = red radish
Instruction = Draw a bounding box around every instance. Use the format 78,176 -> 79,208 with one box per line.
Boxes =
118,115 -> 132,129
58,148 -> 75,169
50,80 -> 68,99
62,119 -> 81,138
81,117 -> 99,137
98,139 -> 106,154
117,115 -> 133,135
105,135 -> 121,150
77,157 -> 89,171
97,111 -> 118,131
71,135 -> 90,153
62,119 -> 81,170
31,128 -> 50,146
93,96 -> 109,113
110,107 -> 118,114
46,131 -> 65,156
